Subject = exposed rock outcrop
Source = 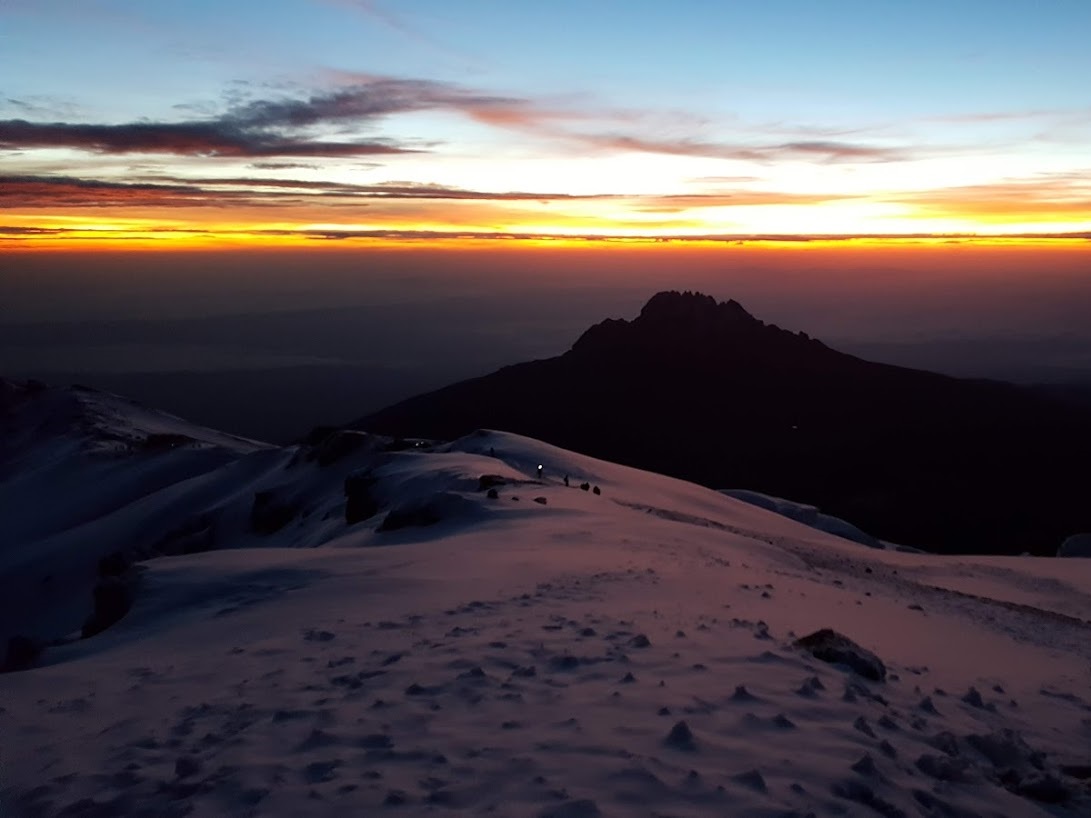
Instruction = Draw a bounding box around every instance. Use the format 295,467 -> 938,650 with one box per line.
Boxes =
795,628 -> 886,682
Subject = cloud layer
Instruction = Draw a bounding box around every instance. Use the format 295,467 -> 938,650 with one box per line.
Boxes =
0,119 -> 411,157
3,69 -> 1087,245
0,77 -> 547,159
1,74 -> 909,165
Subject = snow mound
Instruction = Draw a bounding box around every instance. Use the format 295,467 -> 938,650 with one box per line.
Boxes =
720,488 -> 881,547
2,378 -> 264,464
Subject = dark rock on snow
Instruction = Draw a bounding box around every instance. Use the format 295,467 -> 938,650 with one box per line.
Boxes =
82,569 -> 141,638
344,472 -> 380,524
795,628 -> 886,681
250,489 -> 299,535
2,635 -> 44,672
664,720 -> 697,751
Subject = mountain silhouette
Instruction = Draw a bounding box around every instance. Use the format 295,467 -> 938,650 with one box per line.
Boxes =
356,291 -> 1091,555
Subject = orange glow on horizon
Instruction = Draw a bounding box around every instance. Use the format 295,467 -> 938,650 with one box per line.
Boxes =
4,226 -> 1087,254
5,167 -> 1089,253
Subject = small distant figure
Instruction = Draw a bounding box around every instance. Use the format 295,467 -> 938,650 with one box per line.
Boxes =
536,464 -> 544,480
564,475 -> 570,487
489,447 -> 495,457
592,485 -> 601,495
580,482 -> 590,491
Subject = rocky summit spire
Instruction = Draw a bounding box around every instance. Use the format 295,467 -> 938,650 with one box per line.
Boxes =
636,291 -> 755,326
569,290 -> 812,360
356,291 -> 1091,556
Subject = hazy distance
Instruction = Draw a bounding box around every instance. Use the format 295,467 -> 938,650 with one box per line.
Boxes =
4,244 -> 1090,442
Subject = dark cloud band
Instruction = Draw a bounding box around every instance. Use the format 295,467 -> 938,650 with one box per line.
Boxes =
0,119 -> 412,158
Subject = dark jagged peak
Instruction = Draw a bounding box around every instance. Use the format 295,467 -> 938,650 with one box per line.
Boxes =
358,290 -> 1091,555
570,290 -> 821,361
637,290 -> 756,326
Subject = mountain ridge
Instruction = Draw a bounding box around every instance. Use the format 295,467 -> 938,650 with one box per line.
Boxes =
357,291 -> 1091,555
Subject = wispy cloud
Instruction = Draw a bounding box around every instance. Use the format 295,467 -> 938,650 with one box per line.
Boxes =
247,162 -> 321,170
0,174 -> 281,209
890,173 -> 1091,221
925,106 -> 1091,125
633,191 -> 861,213
228,78 -> 520,128
1,72 -> 915,165
2,95 -> 82,119
774,140 -> 908,162
0,225 -> 66,236
320,70 -> 571,130
572,134 -> 909,163
318,0 -> 484,67
0,77 -> 527,158
3,171 -> 874,215
0,173 -> 615,209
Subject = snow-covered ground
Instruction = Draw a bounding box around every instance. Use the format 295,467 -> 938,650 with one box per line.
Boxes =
2,384 -> 1091,817
717,489 -> 889,550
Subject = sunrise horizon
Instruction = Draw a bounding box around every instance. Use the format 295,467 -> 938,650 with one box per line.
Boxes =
4,1 -> 1090,252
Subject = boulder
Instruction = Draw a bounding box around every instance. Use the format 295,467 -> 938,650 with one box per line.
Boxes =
311,429 -> 373,466
301,425 -> 339,446
250,490 -> 299,535
141,432 -> 193,451
381,505 -> 440,531
82,570 -> 140,638
153,514 -> 215,555
1057,533 -> 1091,558
965,729 -> 1044,770
2,635 -> 44,672
794,628 -> 886,681
478,474 -> 506,491
344,473 -> 380,524
1013,773 -> 1071,803
98,550 -> 132,577
378,492 -> 480,533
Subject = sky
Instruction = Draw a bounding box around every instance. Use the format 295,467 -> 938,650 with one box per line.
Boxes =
2,0 -> 1090,248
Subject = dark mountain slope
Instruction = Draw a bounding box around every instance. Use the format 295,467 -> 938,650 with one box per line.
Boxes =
357,291 -> 1091,555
